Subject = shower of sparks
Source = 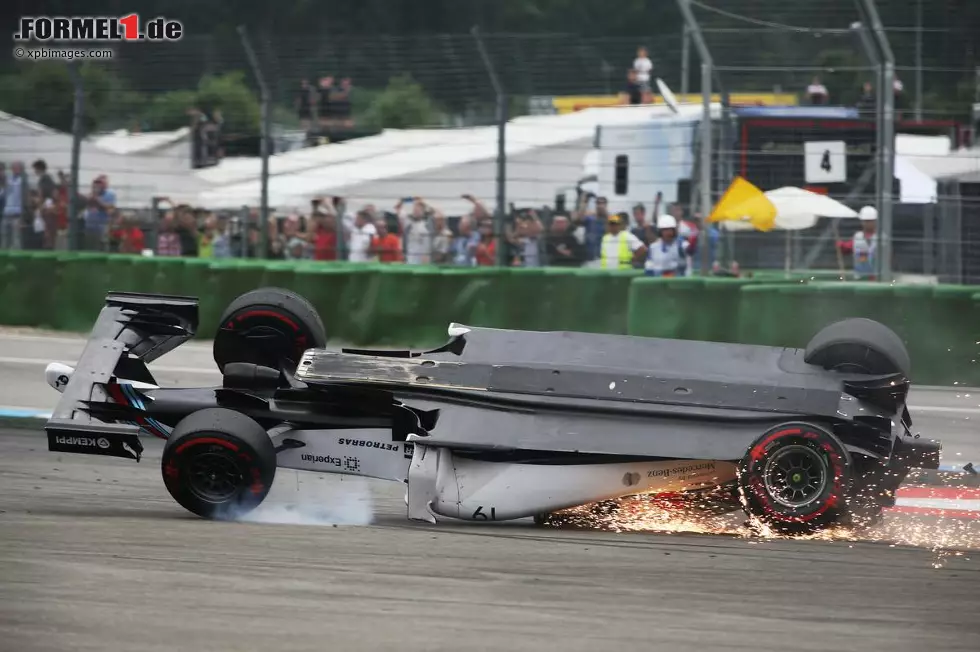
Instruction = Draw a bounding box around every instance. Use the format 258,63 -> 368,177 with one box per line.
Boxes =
541,488 -> 980,564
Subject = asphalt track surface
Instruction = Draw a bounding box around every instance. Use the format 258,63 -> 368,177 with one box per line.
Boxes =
1,331 -> 979,651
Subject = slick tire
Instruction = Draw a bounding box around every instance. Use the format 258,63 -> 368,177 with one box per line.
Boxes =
213,287 -> 327,373
161,408 -> 277,520
738,422 -> 852,535
804,318 -> 910,378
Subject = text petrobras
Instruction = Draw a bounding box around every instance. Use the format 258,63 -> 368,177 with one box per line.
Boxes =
337,437 -> 400,452
13,15 -> 183,42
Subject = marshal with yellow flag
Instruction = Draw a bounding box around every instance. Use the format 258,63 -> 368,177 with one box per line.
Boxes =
707,176 -> 778,232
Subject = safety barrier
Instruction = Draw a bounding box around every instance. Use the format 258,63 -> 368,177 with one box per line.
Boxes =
1,251 -> 977,385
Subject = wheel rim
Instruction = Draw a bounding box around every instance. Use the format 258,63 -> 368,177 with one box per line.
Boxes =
762,444 -> 828,509
186,450 -> 245,503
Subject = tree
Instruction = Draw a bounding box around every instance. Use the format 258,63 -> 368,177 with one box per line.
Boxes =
0,62 -> 136,133
362,74 -> 443,129
139,72 -> 261,136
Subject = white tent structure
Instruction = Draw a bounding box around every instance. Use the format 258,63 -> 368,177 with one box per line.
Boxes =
194,103 -> 718,215
0,111 -> 204,207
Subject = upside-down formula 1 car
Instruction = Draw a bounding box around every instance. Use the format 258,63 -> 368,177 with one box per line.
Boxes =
42,288 -> 941,534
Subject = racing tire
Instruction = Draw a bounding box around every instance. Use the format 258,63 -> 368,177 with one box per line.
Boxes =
738,422 -> 852,535
213,287 -> 327,374
803,318 -> 910,378
161,408 -> 277,520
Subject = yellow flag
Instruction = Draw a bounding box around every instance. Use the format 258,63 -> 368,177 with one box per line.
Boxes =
707,176 -> 778,232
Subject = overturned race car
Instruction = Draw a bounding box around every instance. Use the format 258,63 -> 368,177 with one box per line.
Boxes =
43,288 -> 941,534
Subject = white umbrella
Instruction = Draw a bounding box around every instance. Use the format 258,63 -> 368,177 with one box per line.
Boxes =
719,187 -> 858,231
718,187 -> 858,274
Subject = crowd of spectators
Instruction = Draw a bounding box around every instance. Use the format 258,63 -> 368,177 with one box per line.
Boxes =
0,159 -> 73,251
297,76 -> 354,141
0,156 -> 728,276
805,76 -> 908,116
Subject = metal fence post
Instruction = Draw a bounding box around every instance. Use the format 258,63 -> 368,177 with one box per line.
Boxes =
66,61 -> 84,252
675,0 -> 716,276
855,0 -> 896,282
681,25 -> 691,95
239,26 -> 270,260
472,26 -> 508,267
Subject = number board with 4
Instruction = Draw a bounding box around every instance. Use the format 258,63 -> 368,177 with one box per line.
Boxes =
804,141 -> 847,184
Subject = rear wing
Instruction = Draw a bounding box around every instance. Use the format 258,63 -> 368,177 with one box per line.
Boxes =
44,292 -> 198,462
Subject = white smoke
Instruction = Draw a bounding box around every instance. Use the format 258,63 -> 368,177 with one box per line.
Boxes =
238,469 -> 375,526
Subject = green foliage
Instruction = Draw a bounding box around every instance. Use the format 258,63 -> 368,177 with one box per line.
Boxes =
138,72 -> 260,135
361,74 -> 443,129
195,71 -> 261,136
141,90 -> 198,131
0,62 -> 138,134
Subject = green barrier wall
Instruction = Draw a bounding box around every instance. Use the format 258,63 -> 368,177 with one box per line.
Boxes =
0,251 -> 976,386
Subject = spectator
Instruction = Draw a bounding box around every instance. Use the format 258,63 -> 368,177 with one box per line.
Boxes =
116,213 -> 145,254
430,212 -> 453,264
514,212 -> 543,267
620,69 -> 643,106
347,209 -> 377,262
156,213 -> 182,256
177,207 -> 199,257
838,205 -> 878,280
893,77 -> 907,116
644,215 -> 690,277
371,220 -> 403,262
806,76 -> 829,105
312,210 -> 338,261
25,189 -> 46,250
473,219 -> 496,266
633,46 -> 653,96
210,214 -> 232,258
54,170 -> 69,249
316,76 -> 334,130
856,81 -> 876,115
296,79 -> 314,131
107,209 -> 125,252
32,159 -> 55,202
331,77 -> 354,129
2,161 -> 27,250
452,216 -> 480,266
286,235 -> 309,261
600,213 -> 646,269
630,201 -> 655,246
578,194 -> 610,261
400,197 -> 432,265
275,214 -> 306,260
83,174 -> 115,251
544,215 -> 584,267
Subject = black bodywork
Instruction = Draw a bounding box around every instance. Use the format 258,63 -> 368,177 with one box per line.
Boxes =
44,292 -> 941,476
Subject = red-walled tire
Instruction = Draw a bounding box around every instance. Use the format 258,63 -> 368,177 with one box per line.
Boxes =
213,287 -> 327,373
161,408 -> 276,520
738,422 -> 852,535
